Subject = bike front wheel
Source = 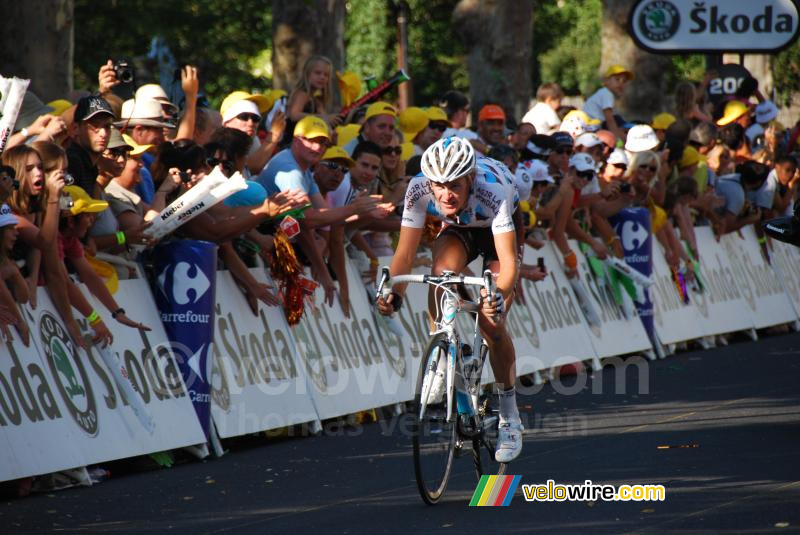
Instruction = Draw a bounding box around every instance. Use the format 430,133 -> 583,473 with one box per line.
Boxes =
470,344 -> 508,478
412,332 -> 456,505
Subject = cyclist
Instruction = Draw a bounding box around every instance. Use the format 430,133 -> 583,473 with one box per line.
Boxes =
376,136 -> 523,463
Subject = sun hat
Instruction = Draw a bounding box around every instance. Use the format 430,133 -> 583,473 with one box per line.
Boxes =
624,124 -> 660,152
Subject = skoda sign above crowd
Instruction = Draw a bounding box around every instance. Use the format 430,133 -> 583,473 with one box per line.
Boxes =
629,0 -> 800,53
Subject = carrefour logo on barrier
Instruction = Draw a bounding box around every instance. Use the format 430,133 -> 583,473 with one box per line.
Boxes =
618,220 -> 649,253
157,261 -> 212,324
40,312 -> 99,436
629,0 -> 800,53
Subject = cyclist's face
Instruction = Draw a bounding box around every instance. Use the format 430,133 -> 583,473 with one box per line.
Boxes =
430,174 -> 472,215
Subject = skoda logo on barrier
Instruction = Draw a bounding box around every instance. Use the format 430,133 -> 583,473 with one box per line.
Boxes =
638,0 -> 680,41
40,312 -> 99,436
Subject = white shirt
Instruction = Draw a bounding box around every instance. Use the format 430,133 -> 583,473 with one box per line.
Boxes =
583,87 -> 615,122
521,102 -> 560,135
442,127 -> 479,140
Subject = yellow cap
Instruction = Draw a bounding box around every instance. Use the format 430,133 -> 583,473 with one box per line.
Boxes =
425,106 -> 450,125
294,115 -> 330,140
321,145 -> 355,167
716,100 -> 750,126
651,112 -> 676,130
220,91 -> 270,117
337,71 -> 363,108
563,109 -> 601,126
398,107 -> 429,141
679,146 -> 702,169
335,123 -> 361,147
604,64 -> 634,81
46,99 -> 73,117
121,133 -> 153,156
63,185 -> 108,216
364,101 -> 397,121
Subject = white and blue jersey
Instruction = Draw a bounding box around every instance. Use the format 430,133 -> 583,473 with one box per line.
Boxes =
401,155 -> 518,235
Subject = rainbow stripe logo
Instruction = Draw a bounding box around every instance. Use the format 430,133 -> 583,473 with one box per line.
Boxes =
469,475 -> 522,506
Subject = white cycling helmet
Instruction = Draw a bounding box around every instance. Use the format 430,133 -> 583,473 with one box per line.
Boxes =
421,136 -> 476,183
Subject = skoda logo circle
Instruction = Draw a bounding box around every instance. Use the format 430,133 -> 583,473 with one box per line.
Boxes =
40,311 -> 99,436
639,0 -> 680,42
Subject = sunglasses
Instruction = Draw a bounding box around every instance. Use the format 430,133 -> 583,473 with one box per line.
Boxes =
429,123 -> 448,133
236,113 -> 261,123
576,170 -> 595,180
206,157 -> 235,176
382,146 -> 402,156
612,163 -> 628,170
109,148 -> 130,160
639,164 -> 658,172
554,147 -> 573,155
320,161 -> 347,173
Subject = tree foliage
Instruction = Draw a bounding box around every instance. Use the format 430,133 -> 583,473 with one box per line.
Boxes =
774,45 -> 800,107
73,0 -> 272,107
344,0 -> 393,84
533,0 -> 602,97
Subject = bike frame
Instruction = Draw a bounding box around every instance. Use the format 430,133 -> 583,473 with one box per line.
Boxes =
376,268 -> 494,424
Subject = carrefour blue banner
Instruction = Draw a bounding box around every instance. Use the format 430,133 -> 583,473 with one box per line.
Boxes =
610,208 -> 655,344
152,240 -> 218,438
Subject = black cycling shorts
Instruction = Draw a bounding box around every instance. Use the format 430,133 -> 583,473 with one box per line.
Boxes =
436,225 -> 498,265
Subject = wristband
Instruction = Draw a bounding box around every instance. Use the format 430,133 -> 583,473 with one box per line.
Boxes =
20,127 -> 29,138
370,258 -> 379,267
86,309 -> 101,326
757,236 -> 767,244
111,307 -> 126,319
607,236 -> 620,247
116,231 -> 126,245
564,250 -> 578,270
389,291 -> 403,311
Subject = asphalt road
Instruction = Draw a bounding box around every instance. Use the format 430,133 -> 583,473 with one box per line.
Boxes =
4,332 -> 800,534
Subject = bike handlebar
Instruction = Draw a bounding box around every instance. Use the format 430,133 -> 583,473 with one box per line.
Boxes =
376,266 -> 495,302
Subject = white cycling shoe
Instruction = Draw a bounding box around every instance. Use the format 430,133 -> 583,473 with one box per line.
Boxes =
495,418 -> 524,463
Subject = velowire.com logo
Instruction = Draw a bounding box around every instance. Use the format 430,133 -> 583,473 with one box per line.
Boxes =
469,475 -> 522,506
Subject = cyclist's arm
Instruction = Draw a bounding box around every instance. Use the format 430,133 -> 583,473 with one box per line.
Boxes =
388,225 -> 424,297
493,230 -> 518,301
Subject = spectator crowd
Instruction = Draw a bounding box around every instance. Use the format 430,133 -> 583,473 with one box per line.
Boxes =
2,56 -> 798,360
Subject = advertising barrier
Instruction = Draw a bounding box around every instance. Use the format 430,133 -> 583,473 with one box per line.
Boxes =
0,282 -> 206,482
2,224 -> 799,482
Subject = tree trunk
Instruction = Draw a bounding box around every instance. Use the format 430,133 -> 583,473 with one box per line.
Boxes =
0,0 -> 74,101
271,0 -> 346,92
453,0 -> 533,125
602,0 -> 672,122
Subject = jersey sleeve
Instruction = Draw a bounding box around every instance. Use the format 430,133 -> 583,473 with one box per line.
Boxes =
491,184 -> 517,234
401,175 -> 431,229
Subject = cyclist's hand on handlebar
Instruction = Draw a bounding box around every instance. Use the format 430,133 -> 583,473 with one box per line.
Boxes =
376,294 -> 396,316
479,287 -> 505,319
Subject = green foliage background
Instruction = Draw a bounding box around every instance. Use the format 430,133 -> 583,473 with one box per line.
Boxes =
73,1 -> 799,110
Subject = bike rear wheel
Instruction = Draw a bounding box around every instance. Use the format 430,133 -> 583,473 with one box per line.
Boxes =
412,332 -> 456,505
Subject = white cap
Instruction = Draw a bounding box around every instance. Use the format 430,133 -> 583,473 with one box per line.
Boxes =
115,99 -> 173,129
222,99 -> 261,124
624,124 -> 659,153
135,84 -> 177,113
528,159 -> 554,183
569,152 -> 596,172
575,132 -> 602,149
607,148 -> 629,167
0,204 -> 18,228
526,140 -> 551,157
755,100 -> 778,124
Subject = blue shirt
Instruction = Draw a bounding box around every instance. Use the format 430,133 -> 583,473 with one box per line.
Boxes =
256,148 -> 320,197
135,164 -> 155,205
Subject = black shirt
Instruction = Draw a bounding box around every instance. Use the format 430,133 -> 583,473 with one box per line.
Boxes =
66,142 -> 99,194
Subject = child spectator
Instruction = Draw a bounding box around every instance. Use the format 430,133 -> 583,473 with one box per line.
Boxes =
521,82 -> 564,135
583,65 -> 633,142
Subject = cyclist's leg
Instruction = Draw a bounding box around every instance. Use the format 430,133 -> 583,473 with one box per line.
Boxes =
428,229 -> 471,319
